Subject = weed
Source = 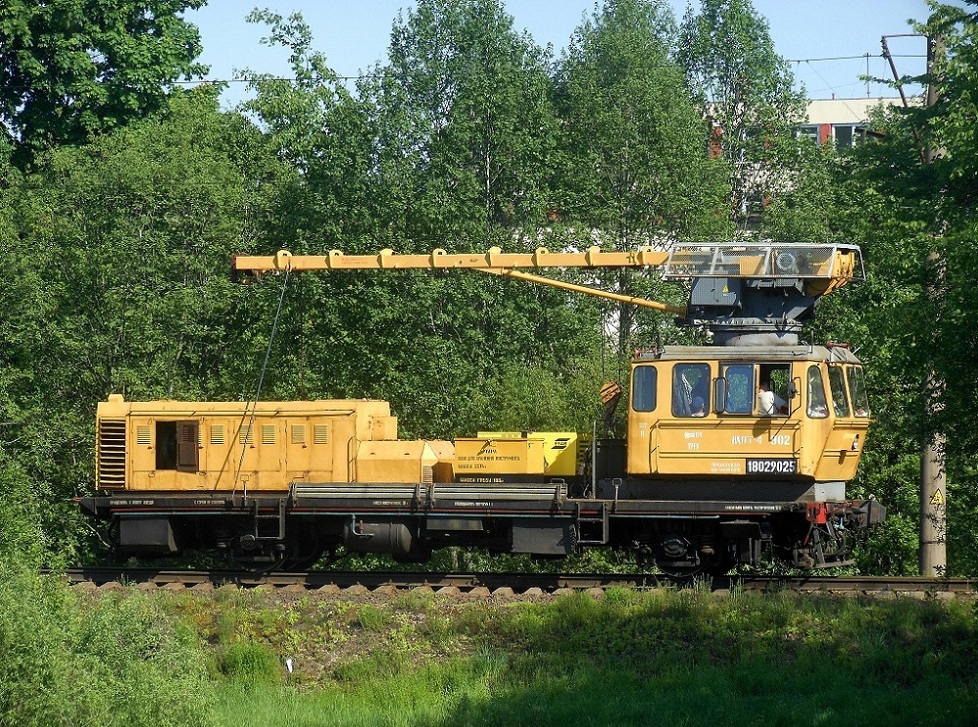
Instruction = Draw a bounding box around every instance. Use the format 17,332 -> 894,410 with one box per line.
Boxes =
354,603 -> 389,631
215,641 -> 281,686
390,587 -> 436,613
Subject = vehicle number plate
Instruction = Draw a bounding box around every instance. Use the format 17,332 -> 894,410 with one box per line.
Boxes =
746,458 -> 798,475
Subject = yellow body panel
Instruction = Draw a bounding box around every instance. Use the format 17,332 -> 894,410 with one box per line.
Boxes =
454,437 -> 546,478
97,395 -> 399,492
476,431 -> 584,477
97,345 -> 868,495
653,419 -> 802,477
426,440 -> 457,483
356,440 -> 440,483
816,419 -> 869,481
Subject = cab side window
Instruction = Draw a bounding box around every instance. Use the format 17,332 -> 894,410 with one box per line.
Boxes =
757,364 -> 791,416
631,365 -> 657,412
807,366 -> 829,418
721,364 -> 754,414
828,366 -> 850,417
672,364 -> 710,417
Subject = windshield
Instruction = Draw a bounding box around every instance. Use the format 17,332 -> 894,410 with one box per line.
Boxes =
828,366 -> 850,417
848,365 -> 870,417
807,366 -> 828,418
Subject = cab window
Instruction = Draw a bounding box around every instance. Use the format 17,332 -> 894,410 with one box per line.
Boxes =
673,364 -> 710,417
757,364 -> 790,416
807,366 -> 828,418
631,365 -> 657,412
828,366 -> 850,417
848,365 -> 870,417
722,364 -> 754,414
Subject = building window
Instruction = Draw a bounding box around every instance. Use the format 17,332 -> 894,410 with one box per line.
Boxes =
795,125 -> 820,144
832,124 -> 858,151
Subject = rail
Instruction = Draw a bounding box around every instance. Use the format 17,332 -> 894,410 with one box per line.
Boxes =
59,568 -> 978,597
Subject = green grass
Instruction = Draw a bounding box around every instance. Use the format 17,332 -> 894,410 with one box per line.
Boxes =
0,566 -> 214,727
193,588 -> 978,727
6,575 -> 977,727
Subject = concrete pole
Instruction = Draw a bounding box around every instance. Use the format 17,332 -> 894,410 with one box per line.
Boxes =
919,29 -> 947,577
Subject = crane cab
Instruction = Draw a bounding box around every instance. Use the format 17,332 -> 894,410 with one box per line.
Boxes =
625,343 -> 869,500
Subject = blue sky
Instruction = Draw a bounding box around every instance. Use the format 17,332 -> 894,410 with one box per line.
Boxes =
186,0 -> 932,106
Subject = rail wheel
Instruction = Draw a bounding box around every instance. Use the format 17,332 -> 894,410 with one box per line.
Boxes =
229,533 -> 326,573
228,535 -> 286,573
280,533 -> 326,572
653,535 -> 736,577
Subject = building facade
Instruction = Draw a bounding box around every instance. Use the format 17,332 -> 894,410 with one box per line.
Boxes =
798,98 -> 906,151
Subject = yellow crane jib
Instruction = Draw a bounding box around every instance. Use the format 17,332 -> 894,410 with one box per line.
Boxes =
232,244 -> 671,274
230,243 -> 863,345
232,243 -> 861,284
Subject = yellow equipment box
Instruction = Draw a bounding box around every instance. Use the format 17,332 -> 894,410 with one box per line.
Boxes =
454,431 -> 584,480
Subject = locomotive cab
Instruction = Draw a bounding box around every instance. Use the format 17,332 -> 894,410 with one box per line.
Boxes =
625,343 -> 870,500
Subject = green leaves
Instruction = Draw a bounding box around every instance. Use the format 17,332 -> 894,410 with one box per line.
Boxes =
0,0 -> 207,166
678,0 -> 807,226
556,0 -> 729,238
809,2 -> 978,574
0,90 -> 292,515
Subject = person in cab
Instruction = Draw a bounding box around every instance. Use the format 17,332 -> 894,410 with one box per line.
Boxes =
757,381 -> 787,416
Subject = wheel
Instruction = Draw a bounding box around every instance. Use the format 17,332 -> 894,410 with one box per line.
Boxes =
280,534 -> 326,571
228,536 -> 287,573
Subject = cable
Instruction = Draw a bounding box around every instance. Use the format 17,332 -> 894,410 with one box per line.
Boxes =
170,54 -> 926,89
233,266 -> 292,498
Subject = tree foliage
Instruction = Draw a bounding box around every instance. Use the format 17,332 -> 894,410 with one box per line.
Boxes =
0,88 -> 291,552
556,0 -> 732,239
678,0 -> 807,226
809,1 -> 978,574
553,0 -> 732,359
375,0 -> 560,239
0,0 -> 207,167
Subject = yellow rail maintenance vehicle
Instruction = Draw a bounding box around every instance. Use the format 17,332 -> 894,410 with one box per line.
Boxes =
79,243 -> 885,574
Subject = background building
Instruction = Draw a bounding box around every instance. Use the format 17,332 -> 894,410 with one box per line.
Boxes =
798,98 -> 906,150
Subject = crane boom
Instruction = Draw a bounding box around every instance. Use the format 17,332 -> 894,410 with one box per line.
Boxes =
231,242 -> 864,346
232,245 -> 669,273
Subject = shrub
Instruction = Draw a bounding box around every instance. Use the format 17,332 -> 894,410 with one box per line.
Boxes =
0,462 -> 216,727
215,641 -> 282,686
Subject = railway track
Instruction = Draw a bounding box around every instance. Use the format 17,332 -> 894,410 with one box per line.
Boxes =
60,568 -> 978,597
